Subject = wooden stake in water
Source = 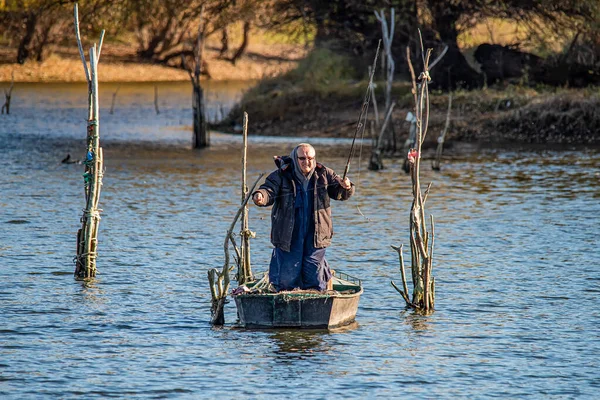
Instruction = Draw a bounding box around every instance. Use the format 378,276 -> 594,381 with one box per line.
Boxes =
74,3 -> 105,280
239,112 -> 254,284
1,71 -> 14,115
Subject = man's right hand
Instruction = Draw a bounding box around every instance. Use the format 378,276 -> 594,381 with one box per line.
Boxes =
253,192 -> 266,206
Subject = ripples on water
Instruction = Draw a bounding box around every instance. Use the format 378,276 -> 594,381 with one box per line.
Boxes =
1,83 -> 599,398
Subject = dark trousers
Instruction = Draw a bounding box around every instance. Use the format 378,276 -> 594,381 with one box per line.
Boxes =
269,184 -> 331,291
269,240 -> 330,292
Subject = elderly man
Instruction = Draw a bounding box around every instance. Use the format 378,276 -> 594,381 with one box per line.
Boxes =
252,143 -> 354,292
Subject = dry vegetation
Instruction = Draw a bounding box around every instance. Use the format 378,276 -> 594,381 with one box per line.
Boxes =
221,77 -> 600,145
217,18 -> 599,145
0,29 -> 308,82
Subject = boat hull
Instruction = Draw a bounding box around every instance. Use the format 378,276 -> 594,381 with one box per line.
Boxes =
233,278 -> 362,329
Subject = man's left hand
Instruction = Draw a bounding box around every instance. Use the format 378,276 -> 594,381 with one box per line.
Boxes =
341,177 -> 352,190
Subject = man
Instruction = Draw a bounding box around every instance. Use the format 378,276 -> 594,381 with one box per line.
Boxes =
252,143 -> 354,292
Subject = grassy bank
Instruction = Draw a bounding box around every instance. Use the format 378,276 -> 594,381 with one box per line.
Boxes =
218,48 -> 600,146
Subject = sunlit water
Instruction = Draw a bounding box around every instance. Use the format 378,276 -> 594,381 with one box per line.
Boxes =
1,83 -> 599,398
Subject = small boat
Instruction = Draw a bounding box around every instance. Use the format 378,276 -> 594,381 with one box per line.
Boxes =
233,271 -> 363,329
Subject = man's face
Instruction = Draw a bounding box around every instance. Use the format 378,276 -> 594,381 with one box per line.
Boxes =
296,146 -> 316,176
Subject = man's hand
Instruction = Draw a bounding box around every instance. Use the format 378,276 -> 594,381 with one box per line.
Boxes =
341,177 -> 352,190
253,192 -> 266,206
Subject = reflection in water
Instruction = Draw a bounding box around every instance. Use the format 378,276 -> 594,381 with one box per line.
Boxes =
271,330 -> 326,358
71,279 -> 109,315
402,311 -> 433,333
269,322 -> 359,359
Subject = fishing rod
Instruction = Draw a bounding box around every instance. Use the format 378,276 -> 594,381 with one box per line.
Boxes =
342,39 -> 381,181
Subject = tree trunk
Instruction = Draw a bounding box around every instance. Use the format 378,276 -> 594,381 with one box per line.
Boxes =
192,84 -> 208,148
219,27 -> 229,57
17,12 -> 38,64
425,1 -> 482,89
427,0 -> 460,46
228,21 -> 250,65
33,21 -> 55,62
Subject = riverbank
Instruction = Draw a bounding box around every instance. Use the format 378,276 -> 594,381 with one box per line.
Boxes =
2,43 -> 598,146
219,80 -> 600,146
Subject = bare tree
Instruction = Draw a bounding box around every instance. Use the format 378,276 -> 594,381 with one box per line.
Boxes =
1,0 -> 111,64
182,6 -> 208,148
131,0 -> 205,64
391,33 -> 439,312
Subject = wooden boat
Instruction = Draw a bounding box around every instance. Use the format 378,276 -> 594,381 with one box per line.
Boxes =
233,271 -> 363,329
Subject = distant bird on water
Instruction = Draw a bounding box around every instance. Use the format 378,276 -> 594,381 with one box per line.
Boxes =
61,154 -> 81,164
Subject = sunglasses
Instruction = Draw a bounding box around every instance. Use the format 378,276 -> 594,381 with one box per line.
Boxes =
297,156 -> 315,161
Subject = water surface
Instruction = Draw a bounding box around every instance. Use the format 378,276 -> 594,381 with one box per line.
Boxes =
1,83 -> 599,398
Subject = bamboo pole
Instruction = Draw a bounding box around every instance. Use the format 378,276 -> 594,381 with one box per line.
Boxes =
74,4 -> 105,280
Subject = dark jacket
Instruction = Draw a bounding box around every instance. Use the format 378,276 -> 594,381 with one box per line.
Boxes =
253,155 -> 354,252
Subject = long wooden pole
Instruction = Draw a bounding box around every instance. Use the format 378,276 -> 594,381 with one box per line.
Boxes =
240,112 -> 252,284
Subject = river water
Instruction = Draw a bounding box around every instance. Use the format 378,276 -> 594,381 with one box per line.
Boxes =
1,82 -> 599,398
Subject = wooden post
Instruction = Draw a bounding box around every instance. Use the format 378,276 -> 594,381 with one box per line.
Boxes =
109,84 -> 119,115
239,112 -> 254,284
1,71 -> 14,115
154,85 -> 160,114
74,3 -> 105,280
